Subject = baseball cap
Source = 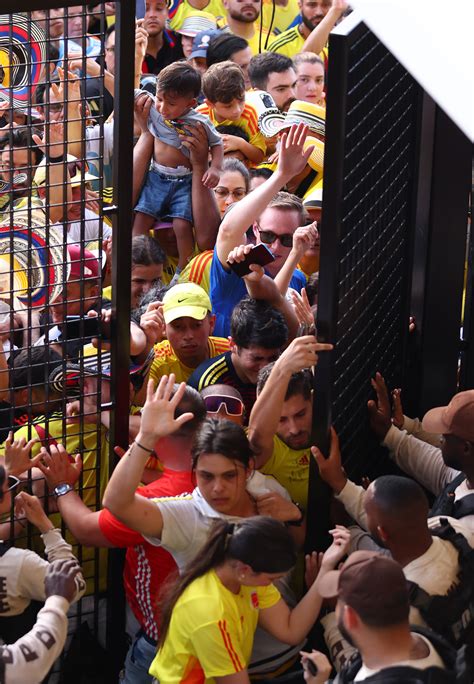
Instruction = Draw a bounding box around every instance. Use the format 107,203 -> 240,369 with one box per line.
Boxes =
176,12 -> 217,38
422,390 -> 474,442
34,155 -> 97,188
162,283 -> 212,324
67,244 -> 100,281
190,29 -> 221,60
318,551 -> 410,624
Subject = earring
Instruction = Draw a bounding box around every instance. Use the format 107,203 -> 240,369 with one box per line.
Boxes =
239,573 -> 245,581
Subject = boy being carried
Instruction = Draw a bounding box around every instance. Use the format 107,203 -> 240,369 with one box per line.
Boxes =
197,62 -> 266,165
134,62 -> 223,275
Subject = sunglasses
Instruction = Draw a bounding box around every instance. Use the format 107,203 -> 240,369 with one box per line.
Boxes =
257,227 -> 293,248
203,395 -> 244,416
0,475 -> 20,499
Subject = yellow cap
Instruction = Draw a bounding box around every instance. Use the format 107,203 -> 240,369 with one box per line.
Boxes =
163,283 -> 212,324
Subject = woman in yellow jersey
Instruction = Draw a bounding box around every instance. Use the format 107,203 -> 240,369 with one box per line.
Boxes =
150,517 -> 348,683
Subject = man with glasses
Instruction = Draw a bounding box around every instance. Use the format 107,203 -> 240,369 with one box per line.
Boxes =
200,385 -> 246,425
211,123 -> 310,337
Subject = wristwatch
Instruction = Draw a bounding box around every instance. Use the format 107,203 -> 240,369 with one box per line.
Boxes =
286,501 -> 305,527
53,483 -> 73,498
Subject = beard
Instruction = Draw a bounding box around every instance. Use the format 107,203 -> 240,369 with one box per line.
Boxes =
337,613 -> 358,649
229,7 -> 259,22
301,13 -> 320,31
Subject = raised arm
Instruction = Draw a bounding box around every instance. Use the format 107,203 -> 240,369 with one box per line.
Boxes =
180,123 -> 221,251
133,95 -> 154,206
258,527 -> 349,644
301,0 -> 348,54
216,123 -> 314,267
102,375 -> 193,536
38,444 -> 113,547
273,222 -> 319,295
248,335 -> 330,467
32,121 -> 72,223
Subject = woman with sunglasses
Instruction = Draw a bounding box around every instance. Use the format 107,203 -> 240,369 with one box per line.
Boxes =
0,459 -> 85,644
104,376 -> 312,678
151,516 -> 346,684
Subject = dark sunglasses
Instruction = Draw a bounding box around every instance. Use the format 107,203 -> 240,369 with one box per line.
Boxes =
257,228 -> 293,248
203,395 -> 244,416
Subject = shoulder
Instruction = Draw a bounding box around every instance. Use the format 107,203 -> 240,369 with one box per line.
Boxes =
267,26 -> 300,50
188,353 -> 227,389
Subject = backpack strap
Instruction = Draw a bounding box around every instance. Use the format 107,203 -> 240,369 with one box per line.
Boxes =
452,494 -> 474,519
429,474 -> 467,518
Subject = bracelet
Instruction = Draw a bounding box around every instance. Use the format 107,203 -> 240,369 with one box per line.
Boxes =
134,439 -> 155,454
286,501 -> 305,527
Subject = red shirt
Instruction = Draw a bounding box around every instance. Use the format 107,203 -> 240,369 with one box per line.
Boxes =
98,468 -> 193,640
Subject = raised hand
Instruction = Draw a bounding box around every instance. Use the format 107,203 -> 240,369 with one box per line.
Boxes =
37,444 -> 82,489
291,288 -> 315,329
4,431 -> 41,477
319,525 -> 350,572
137,375 -> 194,446
311,426 -> 347,494
391,387 -> 404,428
291,221 -> 319,258
140,301 -> 166,347
367,372 -> 392,440
14,492 -> 53,534
278,334 -> 333,374
277,123 -> 314,182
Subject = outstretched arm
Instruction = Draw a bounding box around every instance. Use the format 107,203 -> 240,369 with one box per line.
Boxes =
301,0 -> 348,54
103,375 -> 193,537
258,527 -> 349,644
216,124 -> 314,268
248,336 -> 332,467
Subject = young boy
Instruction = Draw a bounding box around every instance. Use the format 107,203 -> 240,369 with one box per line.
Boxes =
134,62 -> 223,274
197,61 -> 266,165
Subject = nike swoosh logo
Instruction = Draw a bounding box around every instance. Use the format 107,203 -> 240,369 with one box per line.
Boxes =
177,298 -> 187,303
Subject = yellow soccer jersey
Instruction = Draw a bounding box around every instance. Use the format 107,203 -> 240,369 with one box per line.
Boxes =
259,433 -> 310,509
169,0 -> 226,31
150,569 -> 280,682
267,27 -> 328,66
197,102 -> 267,155
149,336 -> 230,386
178,250 -> 213,294
261,0 -> 300,36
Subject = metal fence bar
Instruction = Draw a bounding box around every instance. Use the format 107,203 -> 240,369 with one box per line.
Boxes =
311,16 -> 421,506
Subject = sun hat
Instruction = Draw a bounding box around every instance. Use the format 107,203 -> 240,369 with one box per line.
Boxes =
34,155 -> 97,188
162,282 -> 212,324
176,12 -> 217,37
422,391 -> 474,442
258,100 -> 326,139
304,135 -> 324,175
0,218 -> 69,308
49,349 -> 155,397
0,13 -> 46,108
303,185 -> 323,209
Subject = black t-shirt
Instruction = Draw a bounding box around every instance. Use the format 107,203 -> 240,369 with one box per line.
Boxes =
84,77 -> 115,121
142,31 -> 184,74
187,351 -> 256,421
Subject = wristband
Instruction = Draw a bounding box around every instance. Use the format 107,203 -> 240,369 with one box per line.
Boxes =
134,439 -> 155,455
286,501 -> 305,527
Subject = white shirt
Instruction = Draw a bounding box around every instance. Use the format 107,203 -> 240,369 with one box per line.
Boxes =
144,471 -> 291,570
354,633 -> 445,681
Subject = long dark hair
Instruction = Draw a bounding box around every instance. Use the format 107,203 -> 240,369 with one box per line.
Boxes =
191,418 -> 254,470
159,516 -> 296,647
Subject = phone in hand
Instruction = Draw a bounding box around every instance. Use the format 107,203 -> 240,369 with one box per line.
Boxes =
304,657 -> 318,676
227,243 -> 275,278
62,316 -> 100,339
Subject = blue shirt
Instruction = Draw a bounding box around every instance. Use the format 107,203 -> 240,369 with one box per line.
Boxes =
210,247 -> 307,338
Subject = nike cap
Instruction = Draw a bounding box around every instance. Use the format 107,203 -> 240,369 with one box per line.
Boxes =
162,282 -> 212,324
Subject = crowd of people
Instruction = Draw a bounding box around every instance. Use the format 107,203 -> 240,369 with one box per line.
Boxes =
0,1 -> 472,683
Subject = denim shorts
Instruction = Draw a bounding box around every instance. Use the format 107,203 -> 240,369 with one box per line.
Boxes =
135,166 -> 193,223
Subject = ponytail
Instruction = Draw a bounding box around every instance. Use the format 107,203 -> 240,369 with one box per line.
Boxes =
158,516 -> 296,647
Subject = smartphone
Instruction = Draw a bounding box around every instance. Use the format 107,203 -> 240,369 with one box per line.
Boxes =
304,658 -> 318,676
62,316 -> 100,339
227,244 -> 275,278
